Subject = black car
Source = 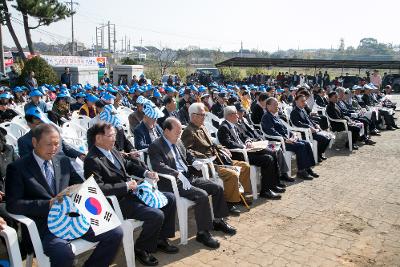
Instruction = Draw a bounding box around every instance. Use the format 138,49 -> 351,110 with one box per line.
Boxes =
382,74 -> 400,93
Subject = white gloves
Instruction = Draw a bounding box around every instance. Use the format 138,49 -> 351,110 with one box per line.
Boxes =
177,173 -> 192,190
191,160 -> 203,171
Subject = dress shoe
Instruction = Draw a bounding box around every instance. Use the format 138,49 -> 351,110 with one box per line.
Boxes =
319,155 -> 328,160
135,249 -> 159,266
370,129 -> 381,136
157,239 -> 179,254
364,139 -> 375,145
307,169 -> 319,178
213,220 -> 237,235
271,186 -> 286,193
259,189 -> 282,199
277,182 -> 287,188
393,124 -> 399,129
227,203 -> 241,216
386,126 -> 395,130
280,173 -> 295,182
297,171 -> 313,180
196,231 -> 220,249
352,144 -> 359,150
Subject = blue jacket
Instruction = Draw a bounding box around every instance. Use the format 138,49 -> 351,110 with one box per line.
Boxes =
261,111 -> 292,139
290,106 -> 316,128
18,130 -> 83,158
133,121 -> 163,150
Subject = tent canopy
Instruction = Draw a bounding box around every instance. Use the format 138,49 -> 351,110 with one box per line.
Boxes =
216,57 -> 400,70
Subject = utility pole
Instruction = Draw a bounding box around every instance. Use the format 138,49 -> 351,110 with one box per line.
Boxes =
107,21 -> 111,53
0,24 -> 5,73
66,0 -> 78,55
124,35 -> 127,52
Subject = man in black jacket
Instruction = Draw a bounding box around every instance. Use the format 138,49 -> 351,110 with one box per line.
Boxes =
149,118 -> 236,249
218,106 -> 284,199
326,92 -> 365,150
84,122 -> 178,266
7,123 -> 123,267
290,94 -> 331,162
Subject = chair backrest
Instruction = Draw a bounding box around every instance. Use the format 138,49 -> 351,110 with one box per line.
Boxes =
11,115 -> 28,128
71,115 -> 91,130
0,122 -> 28,139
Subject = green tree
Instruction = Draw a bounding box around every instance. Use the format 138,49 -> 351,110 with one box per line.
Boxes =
13,0 -> 73,55
19,56 -> 58,85
120,57 -> 138,65
0,0 -> 26,60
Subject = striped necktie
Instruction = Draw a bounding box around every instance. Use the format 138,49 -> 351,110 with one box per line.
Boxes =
43,160 -> 56,193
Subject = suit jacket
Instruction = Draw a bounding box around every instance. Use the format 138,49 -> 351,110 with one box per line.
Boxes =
84,146 -> 147,199
18,130 -> 83,158
157,109 -> 178,127
211,102 -> 225,119
261,111 -> 292,139
148,138 -> 200,191
133,121 -> 163,150
217,120 -> 247,149
315,95 -> 328,107
326,102 -> 347,132
250,103 -> 265,125
6,153 -> 83,235
181,122 -> 232,165
236,118 -> 263,141
290,106 -> 316,128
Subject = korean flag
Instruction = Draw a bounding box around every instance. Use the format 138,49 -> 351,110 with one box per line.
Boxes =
71,176 -> 121,235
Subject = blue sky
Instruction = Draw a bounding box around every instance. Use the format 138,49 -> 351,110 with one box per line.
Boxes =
3,0 -> 399,52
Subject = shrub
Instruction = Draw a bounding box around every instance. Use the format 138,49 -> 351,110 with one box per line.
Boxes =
19,56 -> 58,86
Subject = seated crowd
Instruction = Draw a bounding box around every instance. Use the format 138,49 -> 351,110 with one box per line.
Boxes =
0,75 -> 397,266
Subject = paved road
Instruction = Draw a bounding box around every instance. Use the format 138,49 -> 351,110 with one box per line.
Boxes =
59,118 -> 400,266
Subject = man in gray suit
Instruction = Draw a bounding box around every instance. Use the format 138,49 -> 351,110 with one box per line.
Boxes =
148,117 -> 236,249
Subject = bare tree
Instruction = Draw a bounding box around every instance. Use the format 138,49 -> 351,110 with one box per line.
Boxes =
156,48 -> 191,76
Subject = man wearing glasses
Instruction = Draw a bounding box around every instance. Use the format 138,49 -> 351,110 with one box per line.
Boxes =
181,103 -> 251,216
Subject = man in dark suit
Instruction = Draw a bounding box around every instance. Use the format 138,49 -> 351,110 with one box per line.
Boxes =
262,97 -> 317,180
18,107 -> 84,159
235,103 -> 292,182
290,94 -> 331,162
314,88 -> 328,107
326,92 -> 363,150
250,92 -> 268,125
84,122 -> 178,266
6,123 -> 123,267
210,92 -> 227,119
134,104 -> 164,150
149,118 -> 236,249
157,96 -> 179,126
217,106 -> 284,199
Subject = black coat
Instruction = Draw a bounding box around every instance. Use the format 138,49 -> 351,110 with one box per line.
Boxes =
250,103 -> 265,125
326,102 -> 347,132
217,120 -> 247,149
6,153 -> 83,235
84,146 -> 147,199
290,106 -> 316,128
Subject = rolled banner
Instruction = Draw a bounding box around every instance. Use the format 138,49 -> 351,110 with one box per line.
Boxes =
135,180 -> 168,209
48,195 -> 90,240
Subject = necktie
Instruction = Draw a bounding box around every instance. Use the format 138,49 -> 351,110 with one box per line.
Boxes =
43,160 -> 56,193
171,144 -> 188,172
106,151 -> 121,170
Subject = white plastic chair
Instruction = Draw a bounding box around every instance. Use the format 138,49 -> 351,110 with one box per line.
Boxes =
0,122 -> 29,139
205,112 -> 222,127
71,115 -> 91,130
106,196 -> 143,267
62,121 -> 87,139
8,213 -> 98,267
325,114 -> 352,152
11,115 -> 29,129
0,225 -> 23,267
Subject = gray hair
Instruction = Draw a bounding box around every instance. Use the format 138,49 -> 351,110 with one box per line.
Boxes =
336,87 -> 346,94
224,106 -> 237,119
188,102 -> 205,119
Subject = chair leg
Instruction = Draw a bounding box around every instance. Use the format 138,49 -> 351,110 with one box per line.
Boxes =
26,254 -> 34,267
122,222 -> 135,267
284,153 -> 292,177
249,166 -> 258,200
347,131 -> 353,152
312,140 -> 318,163
177,205 -> 189,245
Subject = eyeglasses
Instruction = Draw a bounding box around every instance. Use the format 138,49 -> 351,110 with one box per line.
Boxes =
193,113 -> 206,117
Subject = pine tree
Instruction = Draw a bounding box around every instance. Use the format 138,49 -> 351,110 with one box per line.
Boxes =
13,0 -> 73,55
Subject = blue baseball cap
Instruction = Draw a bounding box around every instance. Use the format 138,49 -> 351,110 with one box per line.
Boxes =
29,90 -> 43,97
25,107 -> 50,123
86,94 -> 99,103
